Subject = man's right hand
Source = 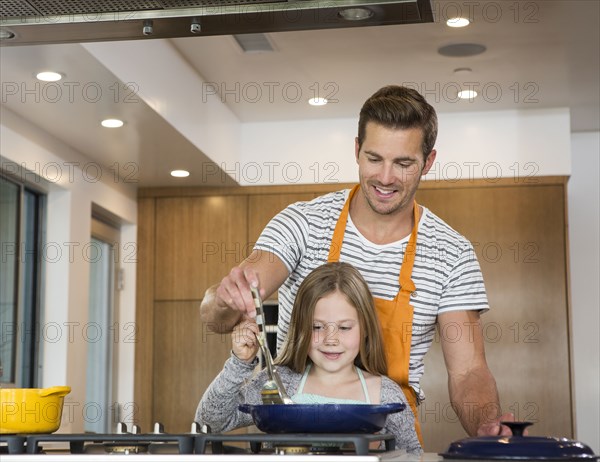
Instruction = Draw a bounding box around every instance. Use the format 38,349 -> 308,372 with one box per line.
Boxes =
215,266 -> 263,319
200,249 -> 290,333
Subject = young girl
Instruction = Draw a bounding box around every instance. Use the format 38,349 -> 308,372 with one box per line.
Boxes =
196,262 -> 421,454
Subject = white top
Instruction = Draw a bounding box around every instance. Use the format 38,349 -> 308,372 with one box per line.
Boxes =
292,364 -> 371,404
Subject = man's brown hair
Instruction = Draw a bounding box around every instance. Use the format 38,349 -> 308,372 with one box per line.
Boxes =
357,85 -> 438,159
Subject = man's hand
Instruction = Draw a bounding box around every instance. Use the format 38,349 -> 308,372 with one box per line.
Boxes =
215,266 -> 263,319
477,412 -> 526,436
232,320 -> 259,362
200,250 -> 289,333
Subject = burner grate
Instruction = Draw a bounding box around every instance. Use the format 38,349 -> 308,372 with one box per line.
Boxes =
196,432 -> 396,456
2,429 -> 395,455
25,433 -> 195,454
0,435 -> 26,454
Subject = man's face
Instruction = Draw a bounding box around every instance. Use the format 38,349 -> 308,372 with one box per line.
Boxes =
355,122 -> 436,216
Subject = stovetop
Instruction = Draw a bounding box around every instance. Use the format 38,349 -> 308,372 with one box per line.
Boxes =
0,422 -> 435,461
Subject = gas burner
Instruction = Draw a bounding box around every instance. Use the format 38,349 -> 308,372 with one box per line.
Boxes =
273,444 -> 345,455
309,445 -> 345,455
274,444 -> 312,455
103,442 -> 150,454
100,421 -> 151,454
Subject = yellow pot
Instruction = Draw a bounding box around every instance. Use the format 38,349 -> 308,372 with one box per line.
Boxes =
0,386 -> 71,434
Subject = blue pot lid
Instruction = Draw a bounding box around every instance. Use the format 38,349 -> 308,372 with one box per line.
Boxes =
441,422 -> 598,460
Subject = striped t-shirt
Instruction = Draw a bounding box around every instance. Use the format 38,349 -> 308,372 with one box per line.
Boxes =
254,189 -> 489,400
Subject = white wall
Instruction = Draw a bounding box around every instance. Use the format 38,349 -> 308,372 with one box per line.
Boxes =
568,131 -> 600,454
0,108 -> 138,433
240,108 -> 572,184
82,40 -> 242,170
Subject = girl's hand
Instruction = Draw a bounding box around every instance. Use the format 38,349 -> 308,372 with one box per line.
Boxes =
232,320 -> 259,362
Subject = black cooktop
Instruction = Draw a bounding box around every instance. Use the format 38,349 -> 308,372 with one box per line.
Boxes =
1,430 -> 395,455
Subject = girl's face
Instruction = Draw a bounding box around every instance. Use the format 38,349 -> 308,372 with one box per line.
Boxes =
308,290 -> 361,374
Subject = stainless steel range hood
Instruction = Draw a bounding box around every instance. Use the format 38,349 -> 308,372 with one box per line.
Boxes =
0,0 -> 433,46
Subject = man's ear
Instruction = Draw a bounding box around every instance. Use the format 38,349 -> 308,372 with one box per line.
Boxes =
422,150 -> 437,175
355,137 -> 360,163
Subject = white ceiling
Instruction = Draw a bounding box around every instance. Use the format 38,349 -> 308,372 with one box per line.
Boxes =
1,0 -> 598,188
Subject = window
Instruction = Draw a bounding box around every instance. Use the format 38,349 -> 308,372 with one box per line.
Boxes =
0,174 -> 45,387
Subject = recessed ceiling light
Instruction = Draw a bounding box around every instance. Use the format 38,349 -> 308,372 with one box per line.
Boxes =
458,90 -> 478,100
171,170 -> 190,178
308,97 -> 328,106
36,71 -> 64,82
339,7 -> 374,21
101,118 -> 124,128
447,17 -> 470,28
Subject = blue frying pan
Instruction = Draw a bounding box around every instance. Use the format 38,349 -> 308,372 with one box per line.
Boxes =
238,403 -> 405,433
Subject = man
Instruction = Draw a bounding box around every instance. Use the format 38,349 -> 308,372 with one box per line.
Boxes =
200,85 -> 514,440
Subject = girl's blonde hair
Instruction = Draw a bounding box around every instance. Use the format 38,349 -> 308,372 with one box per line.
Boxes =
275,262 -> 387,375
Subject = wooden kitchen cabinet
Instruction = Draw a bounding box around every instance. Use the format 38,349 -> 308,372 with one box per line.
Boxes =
154,195 -> 249,301
152,300 -> 232,433
135,192 -> 251,431
134,197 -> 156,429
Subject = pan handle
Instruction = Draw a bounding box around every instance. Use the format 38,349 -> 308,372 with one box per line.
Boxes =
38,386 -> 71,398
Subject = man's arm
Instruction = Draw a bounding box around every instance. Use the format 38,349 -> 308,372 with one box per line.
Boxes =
199,249 -> 289,333
439,310 -> 513,436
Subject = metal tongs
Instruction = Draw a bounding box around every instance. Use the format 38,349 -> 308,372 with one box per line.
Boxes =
250,286 -> 293,405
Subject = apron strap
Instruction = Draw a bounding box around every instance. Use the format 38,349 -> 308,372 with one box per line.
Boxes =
327,185 -> 360,263
397,201 -> 419,301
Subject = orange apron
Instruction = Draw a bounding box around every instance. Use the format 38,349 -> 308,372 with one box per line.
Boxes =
327,185 -> 423,444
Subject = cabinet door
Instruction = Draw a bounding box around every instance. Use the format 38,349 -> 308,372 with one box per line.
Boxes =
135,198 -> 156,430
416,184 -> 571,451
152,301 -> 232,433
155,196 -> 248,301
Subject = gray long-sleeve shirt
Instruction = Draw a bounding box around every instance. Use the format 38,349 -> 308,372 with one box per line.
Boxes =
196,354 -> 422,454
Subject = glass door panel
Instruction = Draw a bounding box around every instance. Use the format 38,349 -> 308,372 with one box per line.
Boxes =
85,236 -> 115,433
